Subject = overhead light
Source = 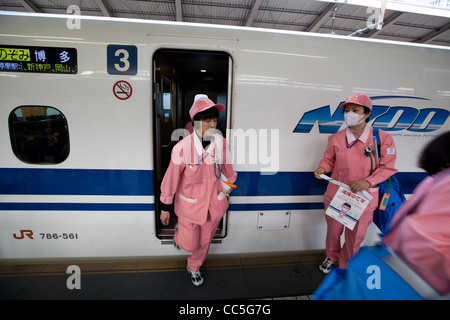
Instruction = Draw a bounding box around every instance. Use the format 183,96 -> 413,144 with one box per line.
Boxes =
200,69 -> 207,73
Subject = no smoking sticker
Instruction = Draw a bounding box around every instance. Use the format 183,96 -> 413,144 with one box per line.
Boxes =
113,80 -> 132,100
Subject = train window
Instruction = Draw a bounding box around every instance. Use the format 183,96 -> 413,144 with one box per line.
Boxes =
8,106 -> 70,164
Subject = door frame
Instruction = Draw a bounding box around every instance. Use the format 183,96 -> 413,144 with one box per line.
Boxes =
152,48 -> 233,242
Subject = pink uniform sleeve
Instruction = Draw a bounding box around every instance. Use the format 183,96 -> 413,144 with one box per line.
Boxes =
383,172 -> 450,294
318,135 -> 336,173
221,138 -> 237,184
400,186 -> 450,286
366,130 -> 398,187
160,143 -> 185,205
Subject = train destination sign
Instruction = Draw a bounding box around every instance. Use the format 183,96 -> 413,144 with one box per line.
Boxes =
0,45 -> 77,74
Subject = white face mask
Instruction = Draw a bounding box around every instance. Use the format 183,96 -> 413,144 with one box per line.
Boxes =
344,112 -> 366,127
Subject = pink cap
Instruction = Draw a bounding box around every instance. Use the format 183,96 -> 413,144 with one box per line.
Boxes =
339,93 -> 373,111
189,97 -> 225,120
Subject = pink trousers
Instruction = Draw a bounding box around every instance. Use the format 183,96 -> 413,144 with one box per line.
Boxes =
324,193 -> 378,269
174,212 -> 223,272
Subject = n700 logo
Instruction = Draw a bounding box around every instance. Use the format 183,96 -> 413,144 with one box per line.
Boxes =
293,96 -> 449,134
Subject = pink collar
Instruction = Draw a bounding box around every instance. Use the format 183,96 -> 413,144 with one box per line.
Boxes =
346,125 -> 371,145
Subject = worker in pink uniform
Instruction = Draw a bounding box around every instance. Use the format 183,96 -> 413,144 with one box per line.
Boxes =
314,93 -> 397,273
159,96 -> 237,286
383,131 -> 450,295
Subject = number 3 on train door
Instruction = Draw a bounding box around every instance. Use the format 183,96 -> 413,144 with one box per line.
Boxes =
107,45 -> 138,75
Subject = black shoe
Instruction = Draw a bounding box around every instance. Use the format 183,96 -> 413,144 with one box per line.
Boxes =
187,267 -> 204,286
319,257 -> 338,274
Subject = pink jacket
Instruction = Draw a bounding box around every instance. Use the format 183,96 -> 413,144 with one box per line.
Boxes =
319,126 -> 398,200
383,168 -> 450,295
160,133 -> 237,225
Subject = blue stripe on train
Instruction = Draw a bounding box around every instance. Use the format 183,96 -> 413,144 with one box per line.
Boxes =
0,168 -> 153,195
232,171 -> 428,196
0,168 -> 427,197
228,202 -> 324,211
0,202 -> 322,211
0,202 -> 154,211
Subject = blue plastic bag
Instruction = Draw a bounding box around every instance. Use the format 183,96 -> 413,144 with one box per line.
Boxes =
312,244 -> 440,300
372,128 -> 406,235
373,175 -> 406,235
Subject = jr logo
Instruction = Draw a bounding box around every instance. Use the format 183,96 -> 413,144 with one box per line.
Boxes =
293,96 -> 449,134
13,230 -> 34,239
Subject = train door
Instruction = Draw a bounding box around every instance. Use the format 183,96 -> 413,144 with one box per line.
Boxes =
153,49 -> 232,243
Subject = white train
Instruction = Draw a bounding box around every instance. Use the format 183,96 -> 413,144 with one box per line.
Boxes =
0,11 -> 449,262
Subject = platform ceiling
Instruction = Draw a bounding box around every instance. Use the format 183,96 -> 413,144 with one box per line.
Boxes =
1,0 -> 450,47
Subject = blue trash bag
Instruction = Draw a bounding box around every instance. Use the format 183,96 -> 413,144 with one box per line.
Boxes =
312,244 -> 441,300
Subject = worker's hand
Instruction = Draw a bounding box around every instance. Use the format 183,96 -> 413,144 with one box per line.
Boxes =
160,211 -> 170,226
314,167 -> 326,179
350,180 -> 371,193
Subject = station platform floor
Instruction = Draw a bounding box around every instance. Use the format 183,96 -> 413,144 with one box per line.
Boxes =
0,252 -> 326,300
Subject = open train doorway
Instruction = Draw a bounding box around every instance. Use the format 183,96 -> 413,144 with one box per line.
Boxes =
153,49 -> 232,243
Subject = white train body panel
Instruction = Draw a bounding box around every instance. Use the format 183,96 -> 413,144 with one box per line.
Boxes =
0,12 -> 449,262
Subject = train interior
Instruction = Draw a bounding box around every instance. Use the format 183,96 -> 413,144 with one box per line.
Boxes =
153,49 -> 231,242
8,106 -> 70,165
